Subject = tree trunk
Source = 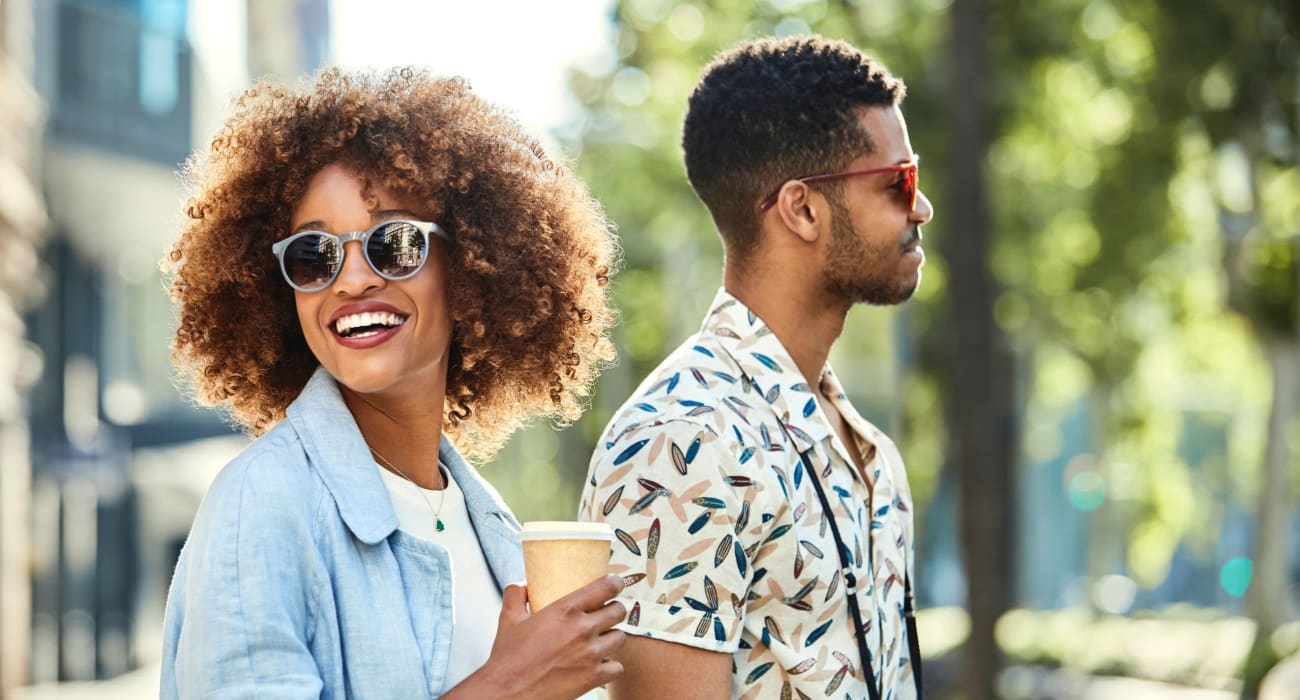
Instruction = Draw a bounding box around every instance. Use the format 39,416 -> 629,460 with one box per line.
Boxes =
1241,338 -> 1298,698
1231,63 -> 1299,696
946,1 -> 1016,698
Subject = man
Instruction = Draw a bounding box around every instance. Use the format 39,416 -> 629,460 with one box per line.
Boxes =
579,36 -> 932,700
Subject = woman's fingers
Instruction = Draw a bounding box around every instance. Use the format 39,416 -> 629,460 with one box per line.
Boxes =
502,583 -> 528,608
475,577 -> 628,700
561,574 -> 625,612
499,583 -> 530,621
594,628 -> 627,657
593,598 -> 629,629
595,657 -> 625,686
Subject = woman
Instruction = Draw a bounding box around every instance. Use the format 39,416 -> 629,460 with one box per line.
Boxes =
160,67 -> 625,698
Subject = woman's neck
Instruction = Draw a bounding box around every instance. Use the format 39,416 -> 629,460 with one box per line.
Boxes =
342,385 -> 446,490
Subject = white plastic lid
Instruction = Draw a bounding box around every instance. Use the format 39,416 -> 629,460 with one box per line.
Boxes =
519,521 -> 615,542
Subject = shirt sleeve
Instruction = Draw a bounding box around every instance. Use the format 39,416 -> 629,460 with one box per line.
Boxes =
581,419 -> 774,653
162,451 -> 326,699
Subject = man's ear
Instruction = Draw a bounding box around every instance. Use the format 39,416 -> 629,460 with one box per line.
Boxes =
772,181 -> 824,244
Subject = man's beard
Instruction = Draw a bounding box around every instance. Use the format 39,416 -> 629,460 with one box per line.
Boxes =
821,196 -> 919,306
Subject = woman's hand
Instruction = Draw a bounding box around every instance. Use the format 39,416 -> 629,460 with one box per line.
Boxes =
447,574 -> 627,700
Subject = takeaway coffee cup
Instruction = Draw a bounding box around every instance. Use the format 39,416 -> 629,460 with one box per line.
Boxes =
519,521 -> 615,611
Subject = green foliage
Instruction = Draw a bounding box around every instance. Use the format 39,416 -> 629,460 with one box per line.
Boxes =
983,0 -> 1297,590
1239,237 -> 1298,336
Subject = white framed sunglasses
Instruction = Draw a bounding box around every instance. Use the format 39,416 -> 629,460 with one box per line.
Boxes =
271,219 -> 451,292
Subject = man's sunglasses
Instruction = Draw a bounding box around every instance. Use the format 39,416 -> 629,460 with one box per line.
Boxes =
271,219 -> 450,292
758,162 -> 919,213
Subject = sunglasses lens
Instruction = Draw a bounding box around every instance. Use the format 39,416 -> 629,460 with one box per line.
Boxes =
283,233 -> 341,290
367,221 -> 428,278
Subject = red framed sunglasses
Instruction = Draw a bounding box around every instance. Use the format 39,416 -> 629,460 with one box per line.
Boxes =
758,161 -> 919,213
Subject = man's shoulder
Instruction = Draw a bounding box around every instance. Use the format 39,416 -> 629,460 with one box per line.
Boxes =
598,332 -> 758,440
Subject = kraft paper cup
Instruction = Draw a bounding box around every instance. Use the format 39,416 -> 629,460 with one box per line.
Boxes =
520,521 -> 615,612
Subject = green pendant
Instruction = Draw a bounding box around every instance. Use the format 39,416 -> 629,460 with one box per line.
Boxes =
436,519 -> 445,532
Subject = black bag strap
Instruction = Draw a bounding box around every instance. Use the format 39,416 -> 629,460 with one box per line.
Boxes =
797,448 -> 923,699
905,570 -> 923,698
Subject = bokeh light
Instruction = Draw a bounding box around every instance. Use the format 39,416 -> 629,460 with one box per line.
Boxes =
1093,574 -> 1138,614
1067,471 -> 1107,512
1219,557 -> 1253,598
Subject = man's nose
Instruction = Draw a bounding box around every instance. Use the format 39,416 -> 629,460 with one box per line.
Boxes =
912,190 -> 935,225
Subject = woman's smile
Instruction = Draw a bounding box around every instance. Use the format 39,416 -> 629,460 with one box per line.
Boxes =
328,301 -> 410,348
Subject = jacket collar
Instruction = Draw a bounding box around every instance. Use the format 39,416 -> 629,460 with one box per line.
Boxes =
699,288 -> 832,455
285,367 -> 519,551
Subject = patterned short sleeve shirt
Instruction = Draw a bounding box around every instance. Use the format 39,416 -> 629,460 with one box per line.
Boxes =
580,289 -> 917,700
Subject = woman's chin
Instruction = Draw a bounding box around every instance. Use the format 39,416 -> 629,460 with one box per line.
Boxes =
327,365 -> 403,397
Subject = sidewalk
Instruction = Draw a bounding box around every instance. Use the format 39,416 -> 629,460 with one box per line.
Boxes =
17,662 -> 1287,699
13,665 -> 1240,700
1000,665 -> 1239,700
12,663 -> 159,700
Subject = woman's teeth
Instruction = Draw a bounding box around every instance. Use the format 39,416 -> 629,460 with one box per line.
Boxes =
333,311 -> 407,337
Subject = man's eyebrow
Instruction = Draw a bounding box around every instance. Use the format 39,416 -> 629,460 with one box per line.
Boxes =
291,220 -> 325,234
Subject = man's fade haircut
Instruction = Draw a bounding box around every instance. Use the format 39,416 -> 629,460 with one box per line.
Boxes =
682,35 -> 906,259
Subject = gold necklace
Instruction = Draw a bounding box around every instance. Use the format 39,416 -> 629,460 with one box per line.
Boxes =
370,448 -> 447,532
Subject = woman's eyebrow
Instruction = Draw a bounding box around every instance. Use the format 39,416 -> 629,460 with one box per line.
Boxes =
289,210 -> 419,235
291,220 -> 326,234
373,208 -> 419,222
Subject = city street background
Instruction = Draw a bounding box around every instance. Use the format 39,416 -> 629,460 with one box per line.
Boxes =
0,0 -> 1296,698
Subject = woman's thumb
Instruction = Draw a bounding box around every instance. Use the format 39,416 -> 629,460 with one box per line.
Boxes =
501,582 -> 531,618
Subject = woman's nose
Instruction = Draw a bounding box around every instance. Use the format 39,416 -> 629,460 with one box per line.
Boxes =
331,240 -> 384,295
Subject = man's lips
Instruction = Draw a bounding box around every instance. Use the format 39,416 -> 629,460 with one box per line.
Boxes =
902,229 -> 923,251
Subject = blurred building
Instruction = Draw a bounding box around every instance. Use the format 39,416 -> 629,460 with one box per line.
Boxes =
0,0 -> 50,693
16,0 -> 329,690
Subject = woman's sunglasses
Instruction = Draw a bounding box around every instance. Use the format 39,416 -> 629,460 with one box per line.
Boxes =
758,162 -> 919,213
271,219 -> 450,292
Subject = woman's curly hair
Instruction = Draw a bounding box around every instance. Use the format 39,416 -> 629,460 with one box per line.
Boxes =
165,67 -> 619,462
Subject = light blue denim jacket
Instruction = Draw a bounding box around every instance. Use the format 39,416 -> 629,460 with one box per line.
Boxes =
160,367 -> 526,698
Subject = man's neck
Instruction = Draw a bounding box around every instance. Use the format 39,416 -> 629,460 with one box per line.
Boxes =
724,264 -> 850,393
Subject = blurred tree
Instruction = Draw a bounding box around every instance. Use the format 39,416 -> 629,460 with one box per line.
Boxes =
985,0 -> 1298,693
947,0 -> 1017,697
1159,1 -> 1300,694
984,0 -> 1208,597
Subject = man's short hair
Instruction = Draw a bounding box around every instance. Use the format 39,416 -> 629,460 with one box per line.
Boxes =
682,36 -> 907,259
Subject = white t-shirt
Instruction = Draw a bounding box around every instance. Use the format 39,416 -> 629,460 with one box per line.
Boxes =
376,462 -> 503,690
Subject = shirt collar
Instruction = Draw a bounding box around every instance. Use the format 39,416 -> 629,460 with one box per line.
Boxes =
700,287 -> 832,453
820,364 -> 884,479
285,366 -> 516,545
820,365 -> 874,443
